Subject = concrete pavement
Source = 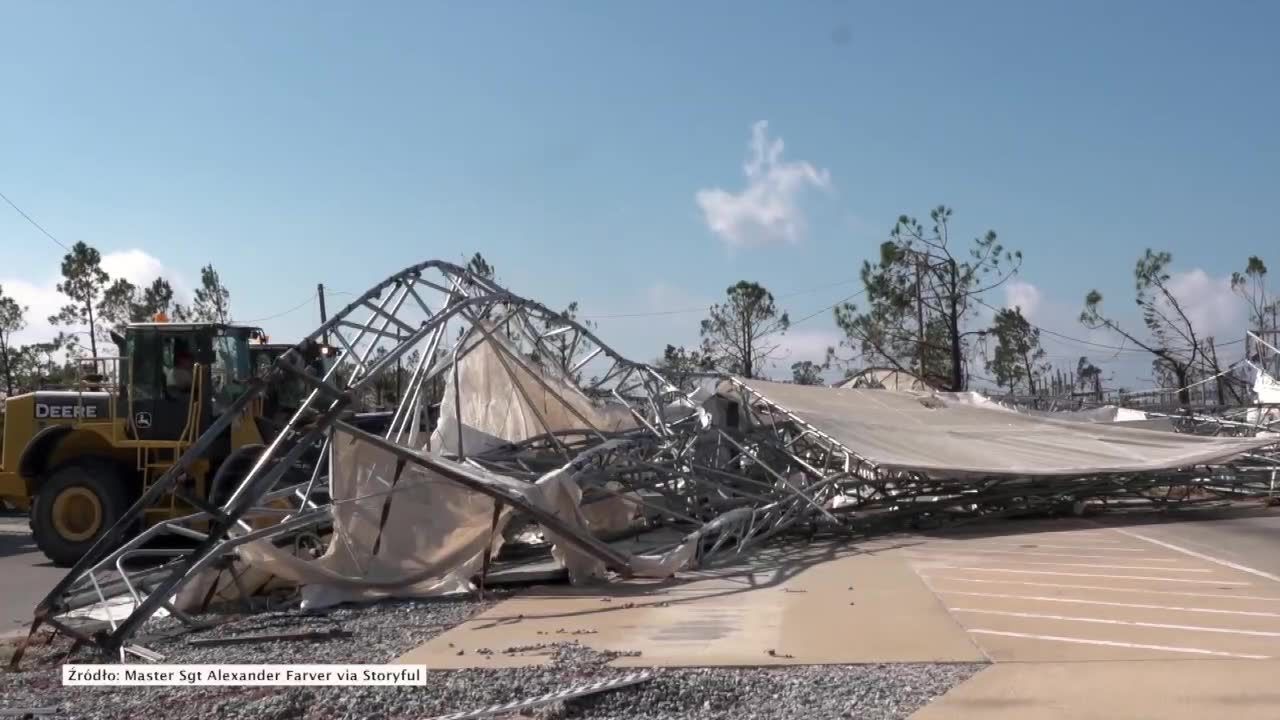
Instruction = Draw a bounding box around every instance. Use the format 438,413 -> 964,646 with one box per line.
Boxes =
907,510 -> 1280,718
400,539 -> 985,668
0,513 -> 62,639
909,659 -> 1280,720
907,517 -> 1280,661
398,507 -> 1280,716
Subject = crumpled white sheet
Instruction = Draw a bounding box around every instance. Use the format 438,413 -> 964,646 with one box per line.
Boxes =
169,332 -> 696,611
429,326 -> 637,457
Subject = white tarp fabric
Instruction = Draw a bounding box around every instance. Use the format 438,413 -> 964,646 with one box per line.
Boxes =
938,391 -> 1163,428
178,431 -> 508,610
732,378 -> 1275,477
1247,368 -> 1280,429
176,334 -> 691,611
205,429 -> 643,610
1255,368 -> 1280,404
429,327 -> 637,456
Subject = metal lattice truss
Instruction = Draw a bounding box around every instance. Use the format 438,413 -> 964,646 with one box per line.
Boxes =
19,262 -> 866,661
21,261 -> 1280,664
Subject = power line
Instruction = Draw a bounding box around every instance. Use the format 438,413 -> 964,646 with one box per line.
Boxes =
972,297 -> 1245,355
234,296 -> 314,324
232,289 -> 355,325
0,190 -> 70,251
585,276 -> 861,320
789,288 -> 867,327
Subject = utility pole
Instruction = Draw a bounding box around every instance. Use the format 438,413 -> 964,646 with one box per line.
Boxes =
317,283 -> 329,346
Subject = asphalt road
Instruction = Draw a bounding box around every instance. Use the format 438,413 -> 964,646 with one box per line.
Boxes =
0,513 -> 64,639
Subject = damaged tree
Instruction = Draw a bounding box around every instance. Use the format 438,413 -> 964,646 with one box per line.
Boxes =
699,281 -> 790,379
656,344 -> 713,391
790,360 -> 826,386
986,307 -> 1047,395
1232,256 -> 1275,333
833,206 -> 1021,391
1081,249 -> 1201,408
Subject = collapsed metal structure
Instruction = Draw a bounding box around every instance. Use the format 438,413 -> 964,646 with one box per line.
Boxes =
20,260 -> 1280,663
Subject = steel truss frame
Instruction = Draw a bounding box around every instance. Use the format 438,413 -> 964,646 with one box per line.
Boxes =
20,260 -> 847,662
19,261 -> 1279,665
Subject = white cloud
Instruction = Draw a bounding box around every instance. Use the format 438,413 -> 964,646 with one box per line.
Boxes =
1003,280 -> 1043,320
696,121 -> 831,248
1162,269 -> 1245,341
778,327 -> 841,370
2,249 -> 181,349
644,282 -> 708,315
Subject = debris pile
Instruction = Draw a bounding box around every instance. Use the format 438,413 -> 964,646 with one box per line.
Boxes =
18,260 -> 1279,664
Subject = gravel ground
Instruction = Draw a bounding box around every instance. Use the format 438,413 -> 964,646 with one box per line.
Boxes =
1,597 -> 983,720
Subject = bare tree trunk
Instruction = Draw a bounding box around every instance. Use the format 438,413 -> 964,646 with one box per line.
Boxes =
948,260 -> 963,392
1174,365 -> 1191,409
915,260 -> 925,377
85,297 -> 99,358
0,335 -> 11,396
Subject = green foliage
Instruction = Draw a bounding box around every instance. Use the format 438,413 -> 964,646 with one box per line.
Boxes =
1231,255 -> 1273,330
7,342 -> 74,391
833,206 -> 1019,391
536,301 -> 597,381
466,252 -> 495,281
192,264 -> 231,323
1080,248 -> 1201,406
790,360 -> 825,385
1076,356 -> 1102,388
699,281 -> 790,379
986,307 -> 1046,394
0,285 -> 28,395
97,278 -> 137,332
656,344 -> 714,391
99,276 -> 184,335
48,241 -> 110,357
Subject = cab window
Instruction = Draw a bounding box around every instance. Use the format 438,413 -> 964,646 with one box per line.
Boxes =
127,332 -> 162,401
210,332 -> 250,415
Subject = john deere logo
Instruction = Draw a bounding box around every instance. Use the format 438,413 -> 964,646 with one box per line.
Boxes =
35,403 -> 98,419
134,411 -> 152,428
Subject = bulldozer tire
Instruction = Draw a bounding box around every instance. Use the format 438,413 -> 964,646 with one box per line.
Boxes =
32,458 -> 130,567
209,444 -> 267,508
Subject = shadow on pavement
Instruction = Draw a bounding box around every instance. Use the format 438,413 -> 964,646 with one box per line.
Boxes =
911,502 -> 1279,544
0,527 -> 36,560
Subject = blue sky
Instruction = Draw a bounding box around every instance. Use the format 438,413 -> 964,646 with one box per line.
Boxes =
3,1 -> 1277,387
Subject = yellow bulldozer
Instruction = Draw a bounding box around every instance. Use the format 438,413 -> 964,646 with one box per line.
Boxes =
0,321 -> 334,566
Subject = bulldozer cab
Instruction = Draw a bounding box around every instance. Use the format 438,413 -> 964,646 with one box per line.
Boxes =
249,341 -> 336,422
117,323 -> 263,442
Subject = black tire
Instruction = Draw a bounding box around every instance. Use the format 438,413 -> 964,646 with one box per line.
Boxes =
31,458 -> 131,567
209,444 -> 267,508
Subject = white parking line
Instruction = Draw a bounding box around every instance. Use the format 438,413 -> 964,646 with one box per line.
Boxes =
967,629 -> 1270,659
953,607 -> 1280,637
931,540 -> 1136,550
940,567 -> 1250,585
1111,528 -> 1280,584
915,547 -> 1180,561
923,575 -> 1280,601
937,590 -> 1280,618
920,558 -> 1208,572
